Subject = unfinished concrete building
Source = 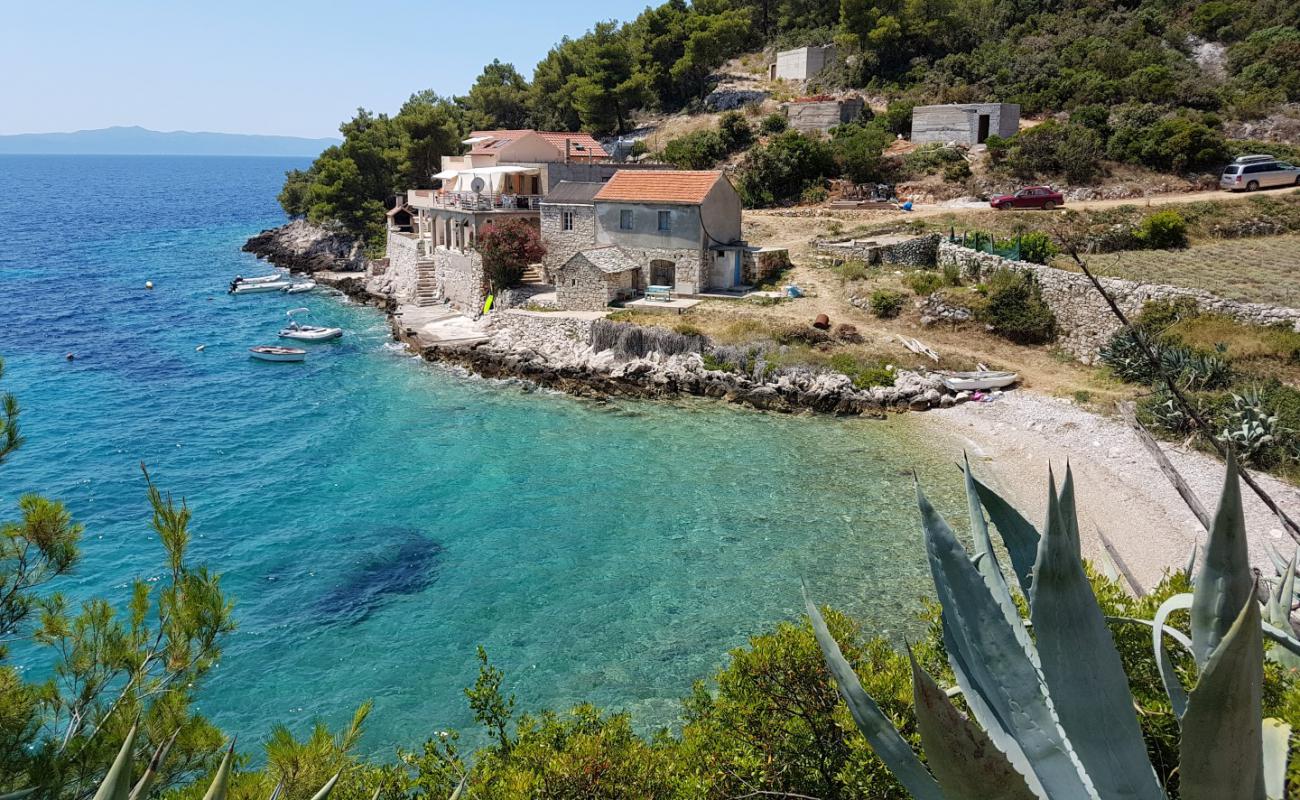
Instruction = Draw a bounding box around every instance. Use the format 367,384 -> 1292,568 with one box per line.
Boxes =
769,45 -> 834,81
781,96 -> 865,133
911,103 -> 1020,145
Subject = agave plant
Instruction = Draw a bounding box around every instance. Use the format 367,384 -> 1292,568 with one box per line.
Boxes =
1219,390 -> 1282,465
805,456 -> 1299,799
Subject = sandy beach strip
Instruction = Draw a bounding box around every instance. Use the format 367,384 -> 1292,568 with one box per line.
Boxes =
920,390 -> 1300,591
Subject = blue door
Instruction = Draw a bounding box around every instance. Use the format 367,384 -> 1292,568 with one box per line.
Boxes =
733,251 -> 742,286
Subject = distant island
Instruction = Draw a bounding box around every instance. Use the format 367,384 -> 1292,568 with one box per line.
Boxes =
0,126 -> 341,156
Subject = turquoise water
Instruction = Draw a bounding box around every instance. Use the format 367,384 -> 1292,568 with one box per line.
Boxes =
0,155 -> 963,755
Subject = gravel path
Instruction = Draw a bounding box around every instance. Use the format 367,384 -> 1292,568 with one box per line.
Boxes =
920,390 -> 1300,591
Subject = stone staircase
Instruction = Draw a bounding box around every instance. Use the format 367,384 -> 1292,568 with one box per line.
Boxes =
414,259 -> 440,307
520,264 -> 547,285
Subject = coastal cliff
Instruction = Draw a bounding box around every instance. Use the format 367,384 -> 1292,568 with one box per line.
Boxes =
242,219 -> 367,274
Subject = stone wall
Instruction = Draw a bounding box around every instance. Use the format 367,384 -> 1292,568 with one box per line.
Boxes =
491,309 -> 598,346
745,248 -> 791,285
434,246 -> 487,312
379,230 -> 420,305
936,241 -> 1300,362
625,246 -> 703,294
814,233 -> 939,267
554,256 -> 616,311
540,204 -> 596,280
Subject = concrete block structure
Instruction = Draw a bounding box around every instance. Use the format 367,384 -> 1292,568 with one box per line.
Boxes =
769,45 -> 835,81
911,103 -> 1020,145
781,96 -> 865,133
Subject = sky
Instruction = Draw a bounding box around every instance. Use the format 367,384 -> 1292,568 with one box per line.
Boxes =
0,0 -> 655,138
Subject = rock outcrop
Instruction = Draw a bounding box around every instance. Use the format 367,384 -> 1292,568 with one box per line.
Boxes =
243,219 -> 367,274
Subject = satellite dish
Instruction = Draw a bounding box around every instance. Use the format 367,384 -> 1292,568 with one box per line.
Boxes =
470,177 -> 486,193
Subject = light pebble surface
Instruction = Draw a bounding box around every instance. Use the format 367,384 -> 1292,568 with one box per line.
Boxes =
921,390 -> 1300,591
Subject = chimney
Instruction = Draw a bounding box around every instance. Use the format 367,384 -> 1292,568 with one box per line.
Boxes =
564,138 -> 570,165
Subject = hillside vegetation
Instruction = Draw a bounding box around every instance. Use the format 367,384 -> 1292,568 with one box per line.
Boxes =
279,0 -> 1300,241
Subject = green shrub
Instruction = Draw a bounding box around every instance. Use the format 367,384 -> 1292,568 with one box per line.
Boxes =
975,269 -> 1057,344
834,259 -> 868,281
880,100 -> 913,136
1136,296 -> 1201,333
717,110 -> 754,152
672,321 -> 704,337
661,129 -> 726,169
759,113 -> 789,135
800,184 -> 829,204
869,289 -> 906,318
902,143 -> 965,176
1106,105 -> 1229,173
773,323 -> 832,345
904,271 -> 944,296
1135,209 -> 1189,249
942,160 -> 972,182
1005,120 -> 1105,184
736,130 -> 837,207
830,122 -> 892,184
828,353 -> 896,388
1018,230 -> 1059,264
941,262 -> 962,287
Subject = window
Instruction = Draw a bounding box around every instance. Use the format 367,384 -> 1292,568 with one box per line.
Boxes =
620,209 -> 633,230
657,210 -> 671,232
562,211 -> 574,231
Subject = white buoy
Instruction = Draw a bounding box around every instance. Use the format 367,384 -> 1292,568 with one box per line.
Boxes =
145,281 -> 154,290
195,344 -> 206,352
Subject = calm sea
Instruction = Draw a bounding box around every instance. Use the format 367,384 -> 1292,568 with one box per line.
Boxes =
0,155 -> 962,755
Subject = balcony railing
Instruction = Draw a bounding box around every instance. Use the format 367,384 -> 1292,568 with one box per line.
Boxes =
422,192 -> 542,212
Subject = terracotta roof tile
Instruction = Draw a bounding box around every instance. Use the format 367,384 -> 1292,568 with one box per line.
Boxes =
468,130 -> 607,158
593,170 -> 724,205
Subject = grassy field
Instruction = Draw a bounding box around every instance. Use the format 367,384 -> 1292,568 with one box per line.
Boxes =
1054,234 -> 1300,307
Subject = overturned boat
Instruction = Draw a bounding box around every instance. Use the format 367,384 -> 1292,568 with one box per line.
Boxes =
937,370 -> 1019,392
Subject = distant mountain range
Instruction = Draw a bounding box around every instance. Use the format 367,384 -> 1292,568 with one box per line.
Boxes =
0,126 -> 340,156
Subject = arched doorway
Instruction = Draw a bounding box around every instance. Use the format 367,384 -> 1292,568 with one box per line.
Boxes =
650,259 -> 675,288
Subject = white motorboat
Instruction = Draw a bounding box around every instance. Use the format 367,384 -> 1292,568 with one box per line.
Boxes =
937,370 -> 1019,391
234,274 -> 284,284
283,281 -> 317,294
278,308 -> 342,342
231,280 -> 293,294
249,345 -> 306,362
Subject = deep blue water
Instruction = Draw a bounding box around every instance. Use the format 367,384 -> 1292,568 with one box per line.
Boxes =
0,155 -> 963,756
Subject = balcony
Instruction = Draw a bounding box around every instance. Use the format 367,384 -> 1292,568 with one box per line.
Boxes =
408,190 -> 541,213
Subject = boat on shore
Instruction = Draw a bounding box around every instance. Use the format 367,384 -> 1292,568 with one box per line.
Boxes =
249,345 -> 306,362
937,370 -> 1019,391
278,308 -> 343,342
283,281 -> 317,294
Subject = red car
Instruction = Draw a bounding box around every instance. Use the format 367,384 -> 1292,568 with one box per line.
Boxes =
989,186 -> 1064,210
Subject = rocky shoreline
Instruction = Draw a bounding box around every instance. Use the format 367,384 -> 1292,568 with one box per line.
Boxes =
245,222 -> 975,416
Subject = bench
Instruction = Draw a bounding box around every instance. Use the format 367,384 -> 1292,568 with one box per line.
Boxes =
646,285 -> 673,302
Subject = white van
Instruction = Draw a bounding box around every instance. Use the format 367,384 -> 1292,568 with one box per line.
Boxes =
1221,155 -> 1300,191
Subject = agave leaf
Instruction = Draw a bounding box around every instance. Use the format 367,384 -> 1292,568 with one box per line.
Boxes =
200,742 -> 236,800
1030,472 -> 1165,800
1264,542 -> 1293,579
1153,593 -> 1194,720
1179,587 -> 1265,800
1268,548 -> 1297,624
1262,620 -> 1300,658
971,474 -> 1040,596
307,775 -> 340,800
1190,459 -> 1254,668
918,485 -> 1095,800
1106,616 -> 1194,653
1055,464 -> 1080,558
267,780 -> 283,800
0,790 -> 36,800
964,456 -> 1032,646
94,724 -> 139,800
1262,718 -> 1291,800
908,648 -> 1039,800
129,728 -> 181,800
448,774 -> 468,800
1186,542 -> 1198,583
802,585 -> 945,800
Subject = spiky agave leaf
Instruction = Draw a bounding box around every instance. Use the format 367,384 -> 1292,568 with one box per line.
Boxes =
963,455 -> 1022,631
1152,593 -> 1194,721
129,728 -> 181,800
0,790 -> 36,800
307,775 -> 340,800
1262,719 -> 1291,800
448,774 -> 468,800
802,584 -> 945,800
200,741 -> 236,800
1179,585 -> 1265,800
917,485 -> 1095,799
970,473 -> 1039,596
907,649 -> 1037,800
94,724 -> 139,800
1267,549 -> 1300,670
1030,467 -> 1165,799
1190,458 -> 1254,668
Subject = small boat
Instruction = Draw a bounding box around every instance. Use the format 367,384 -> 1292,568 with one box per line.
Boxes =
233,274 -> 284,284
937,370 -> 1019,391
231,280 -> 294,294
249,345 -> 306,362
283,281 -> 317,294
279,308 -> 342,342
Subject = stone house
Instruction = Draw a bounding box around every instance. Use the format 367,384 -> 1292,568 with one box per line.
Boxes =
538,181 -> 602,282
589,169 -> 747,296
769,45 -> 834,81
781,95 -> 865,133
911,103 -> 1020,145
553,247 -> 642,311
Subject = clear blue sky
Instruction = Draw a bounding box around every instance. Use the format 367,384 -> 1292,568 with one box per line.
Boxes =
1,0 -> 655,138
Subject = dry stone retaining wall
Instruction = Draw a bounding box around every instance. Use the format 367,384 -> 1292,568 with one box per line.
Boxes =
936,241 -> 1300,362
377,231 -> 420,305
